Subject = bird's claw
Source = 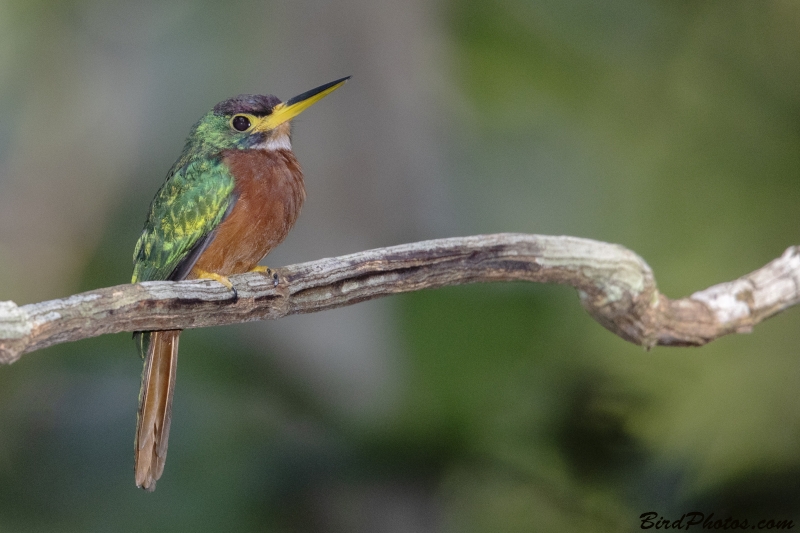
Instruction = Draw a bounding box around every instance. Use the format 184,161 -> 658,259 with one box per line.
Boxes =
192,268 -> 237,300
251,265 -> 280,288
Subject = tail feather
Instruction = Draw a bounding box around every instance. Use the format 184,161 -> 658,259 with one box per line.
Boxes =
134,330 -> 180,492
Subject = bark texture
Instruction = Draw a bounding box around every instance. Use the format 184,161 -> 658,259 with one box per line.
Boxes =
1,234 -> 799,364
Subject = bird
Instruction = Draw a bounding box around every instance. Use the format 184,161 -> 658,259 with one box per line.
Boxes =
130,76 -> 349,491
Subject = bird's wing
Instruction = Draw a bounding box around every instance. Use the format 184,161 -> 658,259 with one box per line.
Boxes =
132,158 -> 237,284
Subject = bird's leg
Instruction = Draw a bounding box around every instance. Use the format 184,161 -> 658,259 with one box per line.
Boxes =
250,265 -> 272,275
250,265 -> 280,287
192,268 -> 233,289
192,268 -> 238,299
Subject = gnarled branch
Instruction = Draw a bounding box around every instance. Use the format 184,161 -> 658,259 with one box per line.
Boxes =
1,233 -> 799,364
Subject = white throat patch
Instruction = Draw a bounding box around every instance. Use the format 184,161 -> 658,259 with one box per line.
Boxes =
254,134 -> 292,151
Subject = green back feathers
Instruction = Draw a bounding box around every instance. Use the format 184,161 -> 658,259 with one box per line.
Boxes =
132,156 -> 235,283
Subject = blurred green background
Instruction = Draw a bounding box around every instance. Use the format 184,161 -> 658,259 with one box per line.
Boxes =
1,0 -> 799,531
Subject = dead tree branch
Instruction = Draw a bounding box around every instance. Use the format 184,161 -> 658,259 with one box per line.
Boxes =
1,233 -> 799,364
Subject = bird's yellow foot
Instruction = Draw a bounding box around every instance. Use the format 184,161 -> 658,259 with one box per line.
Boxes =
193,268 -> 238,299
251,265 -> 280,287
250,265 -> 271,275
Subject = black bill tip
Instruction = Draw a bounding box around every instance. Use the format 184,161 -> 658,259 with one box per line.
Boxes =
286,76 -> 351,106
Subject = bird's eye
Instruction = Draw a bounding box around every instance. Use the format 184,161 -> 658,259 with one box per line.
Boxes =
231,115 -> 251,132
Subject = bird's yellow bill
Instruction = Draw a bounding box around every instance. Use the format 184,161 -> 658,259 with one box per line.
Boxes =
256,76 -> 350,131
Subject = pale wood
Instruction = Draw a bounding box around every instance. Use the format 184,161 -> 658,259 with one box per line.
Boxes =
1,233 -> 799,364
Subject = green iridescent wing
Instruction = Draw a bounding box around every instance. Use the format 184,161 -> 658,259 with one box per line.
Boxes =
132,158 -> 236,283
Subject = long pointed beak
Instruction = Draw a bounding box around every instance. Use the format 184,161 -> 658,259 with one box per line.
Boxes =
256,76 -> 350,131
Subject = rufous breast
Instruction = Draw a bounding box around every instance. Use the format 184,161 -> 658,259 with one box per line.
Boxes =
191,149 -> 306,276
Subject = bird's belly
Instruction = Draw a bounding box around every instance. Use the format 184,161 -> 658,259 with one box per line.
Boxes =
190,149 -> 305,276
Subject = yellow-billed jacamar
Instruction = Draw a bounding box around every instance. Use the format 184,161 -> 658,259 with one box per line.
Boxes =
131,76 -> 349,491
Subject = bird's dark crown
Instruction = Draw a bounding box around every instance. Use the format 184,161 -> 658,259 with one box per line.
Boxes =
213,94 -> 282,116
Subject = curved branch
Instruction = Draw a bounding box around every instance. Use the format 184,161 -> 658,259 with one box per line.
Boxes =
1,233 -> 799,364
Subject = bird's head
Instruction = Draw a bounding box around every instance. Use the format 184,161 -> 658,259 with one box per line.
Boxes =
181,76 -> 349,159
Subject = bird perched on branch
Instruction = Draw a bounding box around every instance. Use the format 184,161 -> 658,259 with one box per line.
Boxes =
130,76 -> 349,491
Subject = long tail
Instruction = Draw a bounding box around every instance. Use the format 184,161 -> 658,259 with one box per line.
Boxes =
134,329 -> 180,491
